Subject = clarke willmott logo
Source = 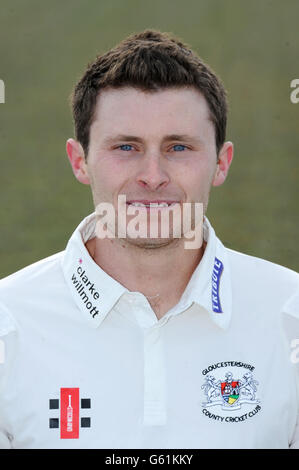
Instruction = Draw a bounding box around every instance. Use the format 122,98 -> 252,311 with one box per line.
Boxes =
201,361 -> 261,423
49,388 -> 91,439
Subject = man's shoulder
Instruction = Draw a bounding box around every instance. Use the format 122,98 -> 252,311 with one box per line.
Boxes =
225,246 -> 299,300
0,251 -> 66,306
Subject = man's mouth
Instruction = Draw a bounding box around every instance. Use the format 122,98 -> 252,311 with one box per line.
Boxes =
126,200 -> 180,209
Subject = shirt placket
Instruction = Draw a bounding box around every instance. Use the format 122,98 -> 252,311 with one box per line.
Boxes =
143,325 -> 167,426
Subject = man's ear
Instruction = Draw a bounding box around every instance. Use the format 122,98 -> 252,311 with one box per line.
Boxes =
66,138 -> 90,185
212,141 -> 234,187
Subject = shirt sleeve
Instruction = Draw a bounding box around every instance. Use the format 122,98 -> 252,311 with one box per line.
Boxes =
0,301 -> 18,449
290,415 -> 299,449
0,429 -> 12,449
282,288 -> 299,449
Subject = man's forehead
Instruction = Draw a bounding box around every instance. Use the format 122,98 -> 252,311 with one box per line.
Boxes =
91,86 -> 213,139
93,86 -> 211,117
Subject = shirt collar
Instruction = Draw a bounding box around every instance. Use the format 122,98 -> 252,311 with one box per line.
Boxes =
61,212 -> 127,328
176,217 -> 232,330
61,212 -> 232,330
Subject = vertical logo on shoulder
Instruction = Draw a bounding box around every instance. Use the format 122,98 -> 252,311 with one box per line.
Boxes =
211,257 -> 223,313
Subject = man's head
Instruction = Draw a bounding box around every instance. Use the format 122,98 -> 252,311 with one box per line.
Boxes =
70,29 -> 228,160
67,30 -> 233,248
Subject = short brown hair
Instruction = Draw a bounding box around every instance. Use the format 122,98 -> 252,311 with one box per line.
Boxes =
71,29 -> 228,158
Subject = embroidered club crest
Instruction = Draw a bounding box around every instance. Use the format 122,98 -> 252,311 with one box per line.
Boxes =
202,370 -> 260,411
221,373 -> 240,406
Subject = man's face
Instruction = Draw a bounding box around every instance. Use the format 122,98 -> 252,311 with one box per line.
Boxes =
67,86 -> 233,248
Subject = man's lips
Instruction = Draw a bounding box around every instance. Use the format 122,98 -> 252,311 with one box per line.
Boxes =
126,200 -> 180,208
127,199 -> 180,206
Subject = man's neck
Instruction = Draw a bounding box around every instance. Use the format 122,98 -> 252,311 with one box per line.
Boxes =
85,236 -> 205,319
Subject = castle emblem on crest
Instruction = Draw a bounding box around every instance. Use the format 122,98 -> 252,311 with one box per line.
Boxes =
202,371 -> 260,410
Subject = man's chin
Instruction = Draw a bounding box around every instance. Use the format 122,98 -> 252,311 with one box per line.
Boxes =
125,236 -> 181,250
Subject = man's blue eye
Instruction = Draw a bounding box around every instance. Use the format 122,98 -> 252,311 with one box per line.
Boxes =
119,144 -> 133,151
173,144 -> 186,151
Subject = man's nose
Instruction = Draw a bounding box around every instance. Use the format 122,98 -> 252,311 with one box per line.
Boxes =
136,153 -> 170,191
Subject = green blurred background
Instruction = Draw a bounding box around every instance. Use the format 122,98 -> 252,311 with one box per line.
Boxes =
0,0 -> 298,277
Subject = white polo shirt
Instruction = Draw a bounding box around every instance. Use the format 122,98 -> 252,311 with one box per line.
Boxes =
0,212 -> 298,449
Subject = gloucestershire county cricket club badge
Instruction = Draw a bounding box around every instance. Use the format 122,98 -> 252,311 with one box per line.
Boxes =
221,373 -> 241,406
201,362 -> 261,423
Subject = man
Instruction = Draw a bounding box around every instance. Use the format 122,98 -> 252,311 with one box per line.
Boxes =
0,30 -> 298,449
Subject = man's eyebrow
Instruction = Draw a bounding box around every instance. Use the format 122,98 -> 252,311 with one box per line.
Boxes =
103,135 -> 144,145
162,134 -> 203,144
103,134 -> 202,145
